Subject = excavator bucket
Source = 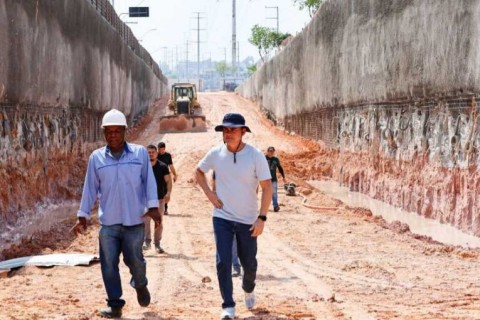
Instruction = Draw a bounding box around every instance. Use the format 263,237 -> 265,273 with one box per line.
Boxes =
159,114 -> 206,133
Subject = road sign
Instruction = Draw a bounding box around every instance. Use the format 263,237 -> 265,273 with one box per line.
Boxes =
129,7 -> 149,18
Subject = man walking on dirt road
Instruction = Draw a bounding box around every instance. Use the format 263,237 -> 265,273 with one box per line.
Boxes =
70,109 -> 161,319
195,113 -> 273,319
265,146 -> 286,212
143,144 -> 172,254
157,141 -> 177,215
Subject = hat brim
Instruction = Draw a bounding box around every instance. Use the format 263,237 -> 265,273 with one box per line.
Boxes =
215,124 -> 251,133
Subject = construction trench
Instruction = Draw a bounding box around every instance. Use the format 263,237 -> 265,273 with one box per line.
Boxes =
1,0 -> 480,319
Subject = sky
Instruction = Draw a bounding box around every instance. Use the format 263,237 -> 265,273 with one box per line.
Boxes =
112,0 -> 312,68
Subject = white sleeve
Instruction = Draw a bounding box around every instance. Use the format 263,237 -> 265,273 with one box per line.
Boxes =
197,147 -> 215,174
255,149 -> 272,181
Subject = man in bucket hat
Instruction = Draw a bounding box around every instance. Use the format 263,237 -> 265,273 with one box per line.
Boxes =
195,113 -> 273,319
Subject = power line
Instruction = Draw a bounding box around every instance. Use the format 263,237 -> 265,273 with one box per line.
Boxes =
191,12 -> 206,80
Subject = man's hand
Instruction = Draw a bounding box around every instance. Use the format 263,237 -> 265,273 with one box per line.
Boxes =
70,217 -> 87,235
249,219 -> 265,237
206,190 -> 223,209
146,208 -> 162,227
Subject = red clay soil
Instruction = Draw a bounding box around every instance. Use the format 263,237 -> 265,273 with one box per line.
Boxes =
1,92 -> 480,320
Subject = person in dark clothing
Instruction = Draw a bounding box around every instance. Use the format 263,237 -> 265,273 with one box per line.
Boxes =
143,144 -> 172,253
157,142 -> 177,215
266,146 -> 286,212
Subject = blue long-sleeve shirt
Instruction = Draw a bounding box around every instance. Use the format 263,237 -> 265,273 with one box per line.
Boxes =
77,142 -> 158,226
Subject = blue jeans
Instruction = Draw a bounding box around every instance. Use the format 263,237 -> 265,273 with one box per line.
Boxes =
272,181 -> 279,208
99,224 -> 148,308
232,234 -> 240,268
213,217 -> 257,308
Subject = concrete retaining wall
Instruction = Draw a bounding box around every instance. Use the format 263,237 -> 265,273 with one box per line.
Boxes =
0,0 -> 168,222
0,0 -> 167,118
237,0 -> 480,236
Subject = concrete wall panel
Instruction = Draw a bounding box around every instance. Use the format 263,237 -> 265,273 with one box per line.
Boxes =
237,0 -> 480,236
240,0 -> 480,116
0,0 -> 167,224
0,0 -> 167,114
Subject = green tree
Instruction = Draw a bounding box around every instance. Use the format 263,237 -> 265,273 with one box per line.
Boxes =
271,31 -> 291,47
249,25 -> 272,62
247,64 -> 257,76
294,0 -> 322,17
249,25 -> 291,62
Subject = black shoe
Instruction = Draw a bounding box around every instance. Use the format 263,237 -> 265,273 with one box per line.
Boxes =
274,206 -> 280,212
98,306 -> 122,318
155,244 -> 165,254
136,286 -> 151,307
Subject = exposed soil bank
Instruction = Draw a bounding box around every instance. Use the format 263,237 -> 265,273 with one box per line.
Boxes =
1,93 -> 480,320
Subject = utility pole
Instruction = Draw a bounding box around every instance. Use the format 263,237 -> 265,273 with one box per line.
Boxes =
163,48 -> 168,69
232,0 -> 237,73
186,40 -> 189,80
265,6 -> 279,32
176,46 -> 179,82
192,12 -> 206,82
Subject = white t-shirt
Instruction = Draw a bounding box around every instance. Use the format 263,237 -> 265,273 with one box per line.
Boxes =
197,143 -> 271,224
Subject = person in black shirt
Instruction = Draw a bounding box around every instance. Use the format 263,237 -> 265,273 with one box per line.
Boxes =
266,146 -> 286,212
157,142 -> 177,215
144,144 -> 172,253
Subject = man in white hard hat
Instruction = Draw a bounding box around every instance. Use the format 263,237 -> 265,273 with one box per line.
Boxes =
70,109 -> 161,318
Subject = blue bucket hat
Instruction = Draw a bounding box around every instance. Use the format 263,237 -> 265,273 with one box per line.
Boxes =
214,113 -> 251,132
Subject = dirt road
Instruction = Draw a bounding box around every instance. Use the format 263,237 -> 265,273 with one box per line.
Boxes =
1,92 -> 480,319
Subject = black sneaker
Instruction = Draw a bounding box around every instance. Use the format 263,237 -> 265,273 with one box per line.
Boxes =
274,206 -> 280,212
98,306 -> 122,318
136,286 -> 151,307
155,244 -> 165,254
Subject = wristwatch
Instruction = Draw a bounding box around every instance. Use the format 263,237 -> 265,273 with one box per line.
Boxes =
258,215 -> 267,221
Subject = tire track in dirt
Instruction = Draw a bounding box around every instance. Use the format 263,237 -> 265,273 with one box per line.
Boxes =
260,229 -> 378,320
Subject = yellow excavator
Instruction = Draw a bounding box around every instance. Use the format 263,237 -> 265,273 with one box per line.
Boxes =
159,83 -> 206,132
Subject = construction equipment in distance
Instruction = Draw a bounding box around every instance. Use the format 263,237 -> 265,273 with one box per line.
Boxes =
159,83 -> 206,132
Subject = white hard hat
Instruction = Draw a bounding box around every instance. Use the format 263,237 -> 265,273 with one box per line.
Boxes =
101,109 -> 128,128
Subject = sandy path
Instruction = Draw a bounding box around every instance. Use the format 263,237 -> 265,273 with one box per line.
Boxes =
1,92 -> 480,320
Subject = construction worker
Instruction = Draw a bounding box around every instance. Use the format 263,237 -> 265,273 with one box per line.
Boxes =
196,113 -> 273,320
157,142 -> 177,215
70,109 -> 160,318
143,144 -> 172,254
266,146 -> 286,212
